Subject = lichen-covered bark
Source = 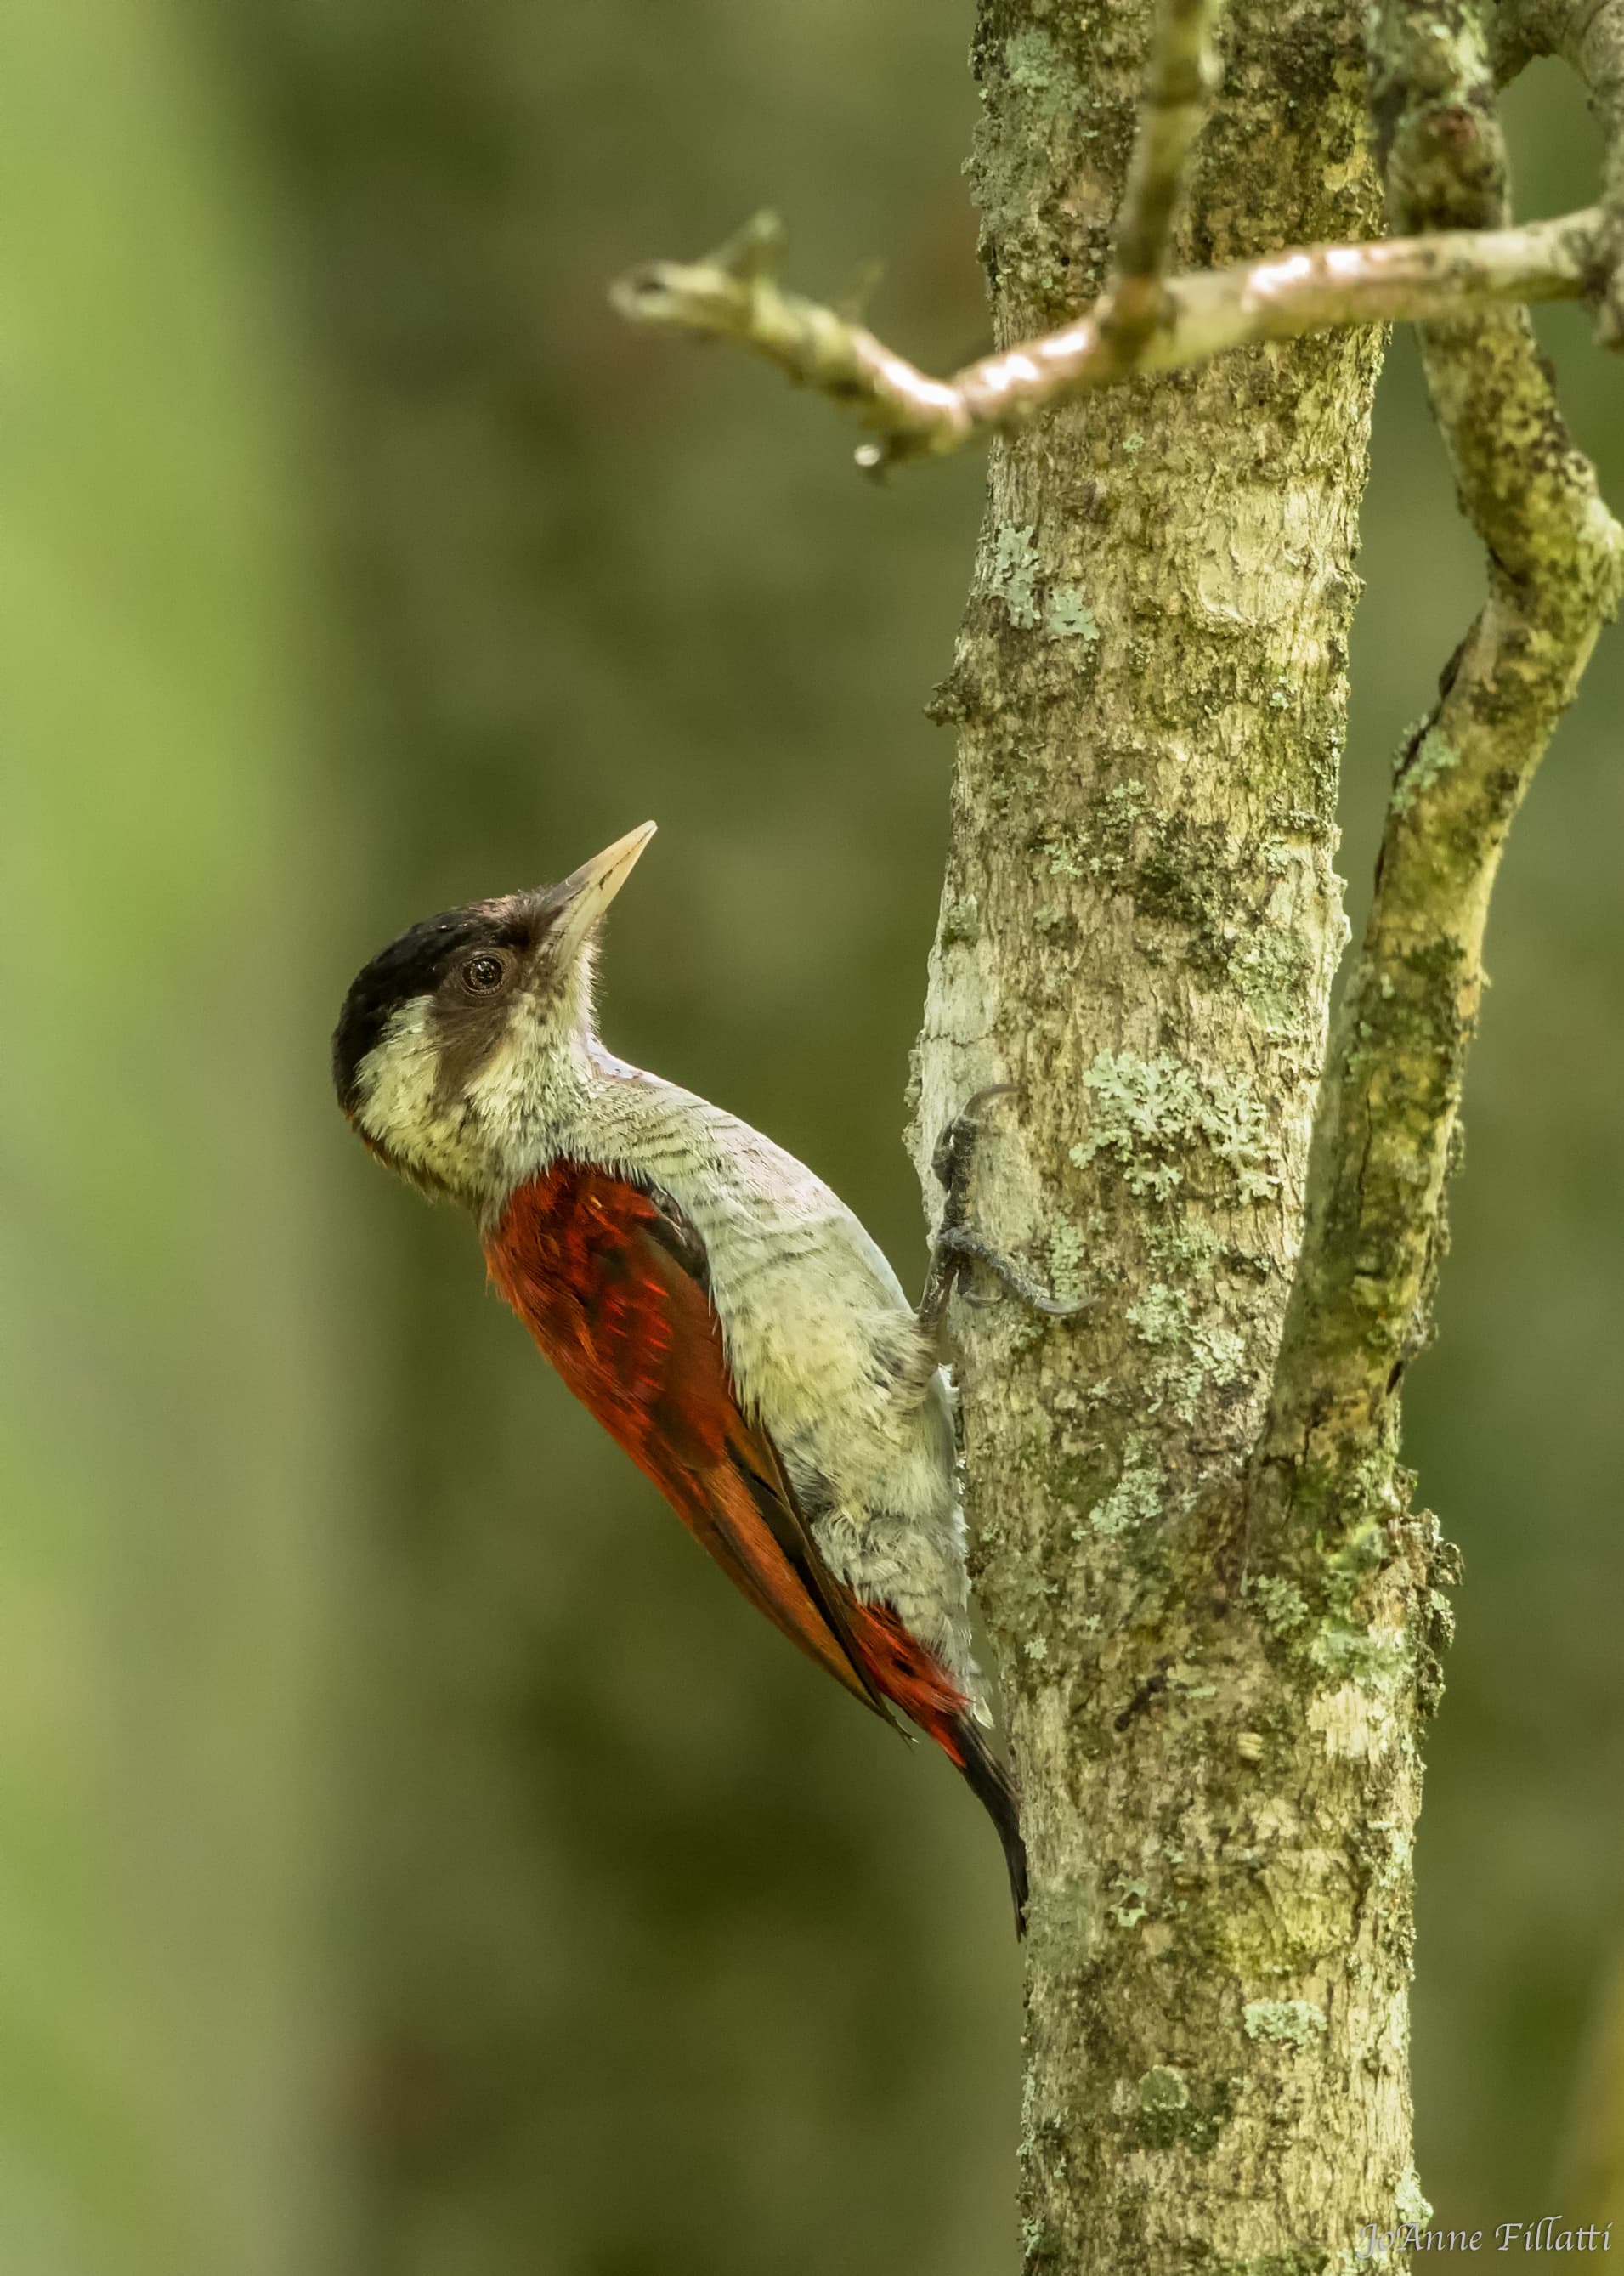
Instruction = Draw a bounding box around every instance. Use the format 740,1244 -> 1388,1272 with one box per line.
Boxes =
906,5 -> 1415,2267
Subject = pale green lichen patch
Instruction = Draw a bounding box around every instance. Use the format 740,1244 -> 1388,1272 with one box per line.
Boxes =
1020,2215 -> 1049,2264
1083,1433 -> 1162,1536
1111,1874 -> 1149,1928
1126,1280 -> 1189,1348
987,537 -> 1102,661
1310,1621 -> 1411,1694
1005,1218 -> 1088,1355
1017,2063 -> 1068,2174
1103,778 -> 1148,828
993,523 -> 1042,628
1044,828 -> 1089,879
1390,724 -> 1458,814
1048,1215 -> 1089,1304
1145,1217 -> 1226,1276
1327,1509 -> 1392,1599
1231,922 -> 1315,1033
1125,1278 -> 1246,1421
970,29 -> 1093,306
1046,584 -> 1100,646
1396,2167 -> 1433,2228
1072,1050 -> 1282,1203
1243,1998 -> 1327,2047
1016,2066 -> 1038,2167
1002,27 -> 1079,127
1247,1572 -> 1310,1637
939,895 -> 980,947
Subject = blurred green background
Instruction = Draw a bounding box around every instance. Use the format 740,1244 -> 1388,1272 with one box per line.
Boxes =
2,3 -> 1618,2270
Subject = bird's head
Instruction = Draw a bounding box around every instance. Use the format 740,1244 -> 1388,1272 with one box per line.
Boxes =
332,821 -> 654,1207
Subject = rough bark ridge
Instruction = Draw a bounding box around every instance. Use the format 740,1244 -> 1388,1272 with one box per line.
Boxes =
907,4 -> 1406,2267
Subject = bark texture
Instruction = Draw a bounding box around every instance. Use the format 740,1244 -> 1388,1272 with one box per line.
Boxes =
907,5 -> 1412,2267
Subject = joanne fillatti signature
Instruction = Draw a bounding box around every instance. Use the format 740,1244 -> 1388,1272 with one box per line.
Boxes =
1357,2221 -> 1615,2257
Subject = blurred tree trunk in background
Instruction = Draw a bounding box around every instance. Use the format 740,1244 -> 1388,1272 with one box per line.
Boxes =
1558,1952 -> 1624,2236
0,3 -> 345,2273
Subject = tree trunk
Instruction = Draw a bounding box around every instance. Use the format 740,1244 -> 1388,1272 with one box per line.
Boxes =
1,3 -> 342,2271
908,6 -> 1433,2266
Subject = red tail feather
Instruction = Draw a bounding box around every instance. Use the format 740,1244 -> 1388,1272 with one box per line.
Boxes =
839,1597 -> 971,1758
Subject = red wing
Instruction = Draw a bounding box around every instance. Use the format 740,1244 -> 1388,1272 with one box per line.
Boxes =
484,1162 -> 887,1716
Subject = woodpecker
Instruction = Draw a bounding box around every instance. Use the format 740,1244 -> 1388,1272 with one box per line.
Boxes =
332,823 -> 1079,1932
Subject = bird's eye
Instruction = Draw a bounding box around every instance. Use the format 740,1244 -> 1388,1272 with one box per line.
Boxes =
461,953 -> 508,994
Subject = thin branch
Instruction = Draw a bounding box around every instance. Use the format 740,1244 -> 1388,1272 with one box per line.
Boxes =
1253,0 -> 1624,1531
612,206 -> 1606,468
1107,0 -> 1226,349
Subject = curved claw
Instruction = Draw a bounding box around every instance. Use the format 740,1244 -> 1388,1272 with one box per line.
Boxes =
1026,1288 -> 1091,1320
959,1080 -> 1021,1118
931,1082 -> 1020,1192
934,1226 -> 1089,1323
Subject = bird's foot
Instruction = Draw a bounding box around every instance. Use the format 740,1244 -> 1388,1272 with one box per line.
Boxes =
919,1085 -> 1089,1344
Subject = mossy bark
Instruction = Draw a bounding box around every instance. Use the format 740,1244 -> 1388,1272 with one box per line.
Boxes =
907,7 -> 1430,2268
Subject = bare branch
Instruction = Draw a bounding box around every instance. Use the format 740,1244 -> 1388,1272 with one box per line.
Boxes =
1108,0 -> 1226,349
612,205 -> 1604,467
1253,0 -> 1624,1535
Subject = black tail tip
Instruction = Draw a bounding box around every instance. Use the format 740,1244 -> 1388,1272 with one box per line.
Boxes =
952,1713 -> 1028,1937
1005,1814 -> 1030,1939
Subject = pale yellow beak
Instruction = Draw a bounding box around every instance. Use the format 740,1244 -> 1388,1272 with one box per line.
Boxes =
548,820 -> 657,960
